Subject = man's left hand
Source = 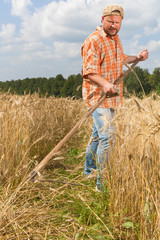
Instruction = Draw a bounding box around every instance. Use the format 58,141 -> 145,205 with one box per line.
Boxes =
137,49 -> 148,61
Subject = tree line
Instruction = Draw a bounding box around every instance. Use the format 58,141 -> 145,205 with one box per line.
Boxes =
0,67 -> 160,98
0,74 -> 83,98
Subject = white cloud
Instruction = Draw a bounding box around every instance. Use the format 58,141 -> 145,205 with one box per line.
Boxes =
11,0 -> 32,17
144,18 -> 160,35
143,40 -> 160,52
23,41 -> 43,51
0,44 -> 12,53
0,23 -> 16,41
17,0 -> 92,42
54,41 -> 81,58
13,43 -> 54,63
17,50 -> 53,63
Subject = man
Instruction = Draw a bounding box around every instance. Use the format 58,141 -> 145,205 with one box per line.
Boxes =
81,4 -> 148,191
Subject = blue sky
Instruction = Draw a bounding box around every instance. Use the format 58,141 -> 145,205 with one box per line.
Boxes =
0,0 -> 159,81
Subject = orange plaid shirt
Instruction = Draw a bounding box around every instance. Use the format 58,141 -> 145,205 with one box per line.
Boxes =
81,26 -> 127,109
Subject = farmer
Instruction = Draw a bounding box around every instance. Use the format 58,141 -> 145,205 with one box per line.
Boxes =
81,4 -> 148,191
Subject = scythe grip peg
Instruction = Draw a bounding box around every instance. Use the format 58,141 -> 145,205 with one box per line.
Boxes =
30,170 -> 38,182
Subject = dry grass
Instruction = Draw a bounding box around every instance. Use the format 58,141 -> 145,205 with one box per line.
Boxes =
106,94 -> 160,239
0,92 -> 160,239
0,93 -> 89,239
0,93 -> 87,185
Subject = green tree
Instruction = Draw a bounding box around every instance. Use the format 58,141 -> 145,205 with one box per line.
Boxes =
61,75 -> 75,97
72,74 -> 83,98
61,74 -> 83,98
53,74 -> 65,97
149,67 -> 160,94
48,77 -> 55,96
123,66 -> 151,97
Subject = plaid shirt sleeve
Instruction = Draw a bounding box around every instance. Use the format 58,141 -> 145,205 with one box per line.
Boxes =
81,37 -> 101,77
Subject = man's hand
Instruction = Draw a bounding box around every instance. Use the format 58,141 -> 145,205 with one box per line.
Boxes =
103,81 -> 118,96
137,49 -> 148,61
87,73 -> 119,96
125,49 -> 148,64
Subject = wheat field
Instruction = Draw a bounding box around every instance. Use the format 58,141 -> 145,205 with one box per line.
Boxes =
0,92 -> 160,239
107,95 -> 160,239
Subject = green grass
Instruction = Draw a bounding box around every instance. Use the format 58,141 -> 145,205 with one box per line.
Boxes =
36,146 -> 113,239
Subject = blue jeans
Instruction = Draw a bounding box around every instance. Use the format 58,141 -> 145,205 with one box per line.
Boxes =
84,108 -> 115,185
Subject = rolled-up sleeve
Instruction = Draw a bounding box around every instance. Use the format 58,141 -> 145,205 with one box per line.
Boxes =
123,53 -> 128,63
81,39 -> 101,78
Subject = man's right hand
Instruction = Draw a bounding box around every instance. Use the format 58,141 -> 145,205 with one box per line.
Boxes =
87,73 -> 119,96
103,82 -> 118,96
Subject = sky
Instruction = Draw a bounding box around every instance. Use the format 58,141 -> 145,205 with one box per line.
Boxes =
0,0 -> 160,81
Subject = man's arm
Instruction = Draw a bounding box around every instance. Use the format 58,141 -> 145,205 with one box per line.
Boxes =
85,50 -> 148,96
86,73 -> 117,96
125,49 -> 148,64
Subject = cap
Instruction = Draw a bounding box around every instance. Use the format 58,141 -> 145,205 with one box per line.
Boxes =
103,4 -> 124,18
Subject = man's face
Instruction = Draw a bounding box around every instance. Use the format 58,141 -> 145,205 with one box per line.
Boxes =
102,15 -> 122,37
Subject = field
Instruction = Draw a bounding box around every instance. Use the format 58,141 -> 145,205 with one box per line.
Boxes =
0,92 -> 160,239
